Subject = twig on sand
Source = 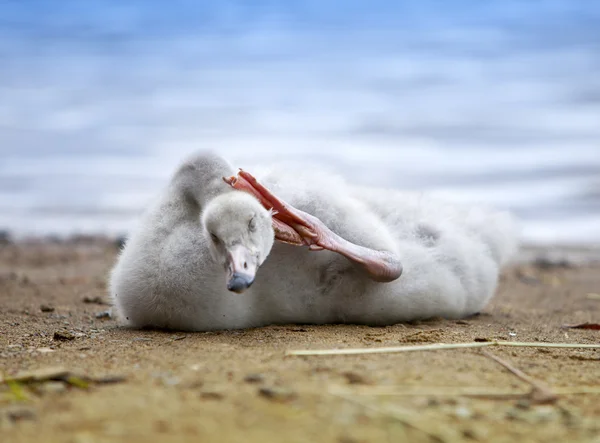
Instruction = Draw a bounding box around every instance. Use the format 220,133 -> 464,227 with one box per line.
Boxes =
331,391 -> 450,443
285,341 -> 600,356
480,349 -> 558,404
561,322 -> 600,330
1,367 -> 126,387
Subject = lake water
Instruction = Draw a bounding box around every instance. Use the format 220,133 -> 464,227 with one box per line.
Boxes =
1,1 -> 599,244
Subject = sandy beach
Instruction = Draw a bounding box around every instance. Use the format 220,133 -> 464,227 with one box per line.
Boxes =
1,238 -> 599,443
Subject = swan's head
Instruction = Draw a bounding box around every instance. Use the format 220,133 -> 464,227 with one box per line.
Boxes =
201,192 -> 274,293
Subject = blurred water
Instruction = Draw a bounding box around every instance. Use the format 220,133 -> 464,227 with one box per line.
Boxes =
0,1 -> 599,244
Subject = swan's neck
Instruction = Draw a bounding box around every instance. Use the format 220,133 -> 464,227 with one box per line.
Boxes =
170,158 -> 233,213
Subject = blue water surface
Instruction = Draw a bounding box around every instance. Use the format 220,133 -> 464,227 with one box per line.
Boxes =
1,1 -> 599,243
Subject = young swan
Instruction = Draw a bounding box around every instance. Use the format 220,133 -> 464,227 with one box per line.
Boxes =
202,192 -> 274,293
110,151 -> 518,331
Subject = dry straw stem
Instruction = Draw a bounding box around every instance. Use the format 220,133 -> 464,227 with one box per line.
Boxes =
329,386 -> 600,399
480,349 -> 557,403
286,340 -> 600,356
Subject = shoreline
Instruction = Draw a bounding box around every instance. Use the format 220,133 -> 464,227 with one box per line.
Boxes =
2,231 -> 600,265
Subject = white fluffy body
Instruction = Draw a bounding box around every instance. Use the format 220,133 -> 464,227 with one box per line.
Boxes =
109,151 -> 519,331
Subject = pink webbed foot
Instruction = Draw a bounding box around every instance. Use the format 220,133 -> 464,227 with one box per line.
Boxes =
224,170 -> 403,282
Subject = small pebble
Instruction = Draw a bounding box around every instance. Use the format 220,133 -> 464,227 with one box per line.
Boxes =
426,397 -> 441,407
200,390 -> 225,400
83,296 -> 108,305
5,407 -> 37,422
455,406 -> 473,419
462,428 -> 478,440
244,373 -> 265,384
95,310 -> 111,319
53,330 -> 75,341
258,386 -> 297,402
342,371 -> 369,385
40,304 -> 55,313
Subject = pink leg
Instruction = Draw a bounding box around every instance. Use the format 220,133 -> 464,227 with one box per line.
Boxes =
225,170 -> 403,282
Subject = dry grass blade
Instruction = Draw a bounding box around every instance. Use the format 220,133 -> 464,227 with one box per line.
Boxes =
330,385 -> 600,398
287,341 -> 493,356
331,391 -> 450,443
481,349 -> 558,404
286,341 -> 600,356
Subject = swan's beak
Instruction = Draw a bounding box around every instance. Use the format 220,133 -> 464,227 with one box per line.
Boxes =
225,245 -> 257,294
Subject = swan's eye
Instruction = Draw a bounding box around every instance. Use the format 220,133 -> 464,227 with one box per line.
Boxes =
210,233 -> 220,244
248,217 -> 256,232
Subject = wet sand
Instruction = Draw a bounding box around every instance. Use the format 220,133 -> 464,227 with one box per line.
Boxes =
1,239 -> 599,443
